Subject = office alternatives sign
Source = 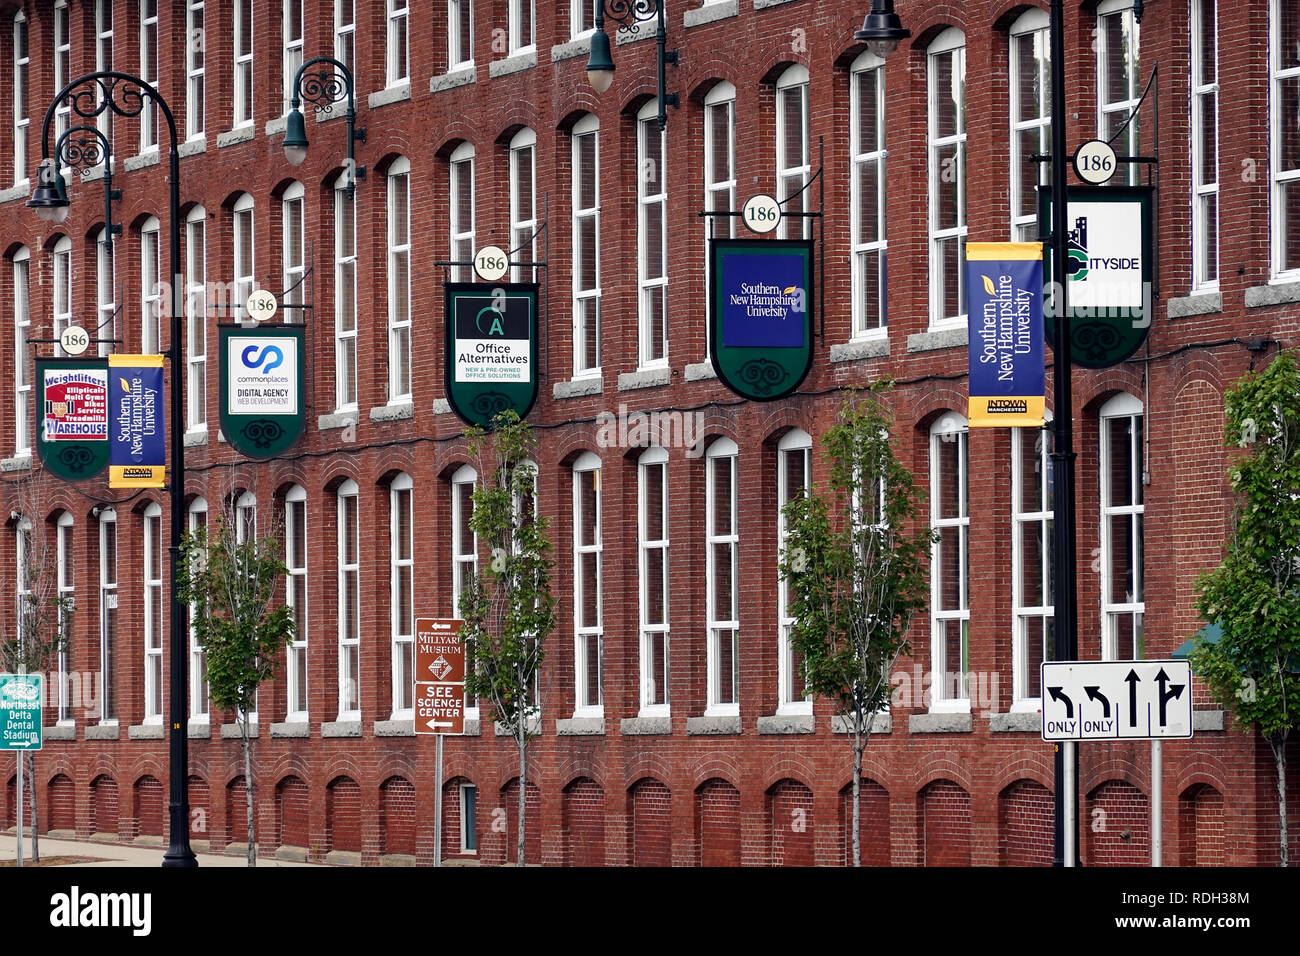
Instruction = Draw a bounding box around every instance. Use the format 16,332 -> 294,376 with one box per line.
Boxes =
1039,185 -> 1154,368
219,324 -> 306,459
444,283 -> 539,428
966,242 -> 1045,427
710,238 -> 814,401
36,358 -> 110,481
109,355 -> 165,488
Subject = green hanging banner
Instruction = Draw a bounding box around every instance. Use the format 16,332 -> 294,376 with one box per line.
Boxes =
709,238 -> 814,401
1039,184 -> 1154,368
35,358 -> 111,481
219,323 -> 306,459
444,283 -> 540,428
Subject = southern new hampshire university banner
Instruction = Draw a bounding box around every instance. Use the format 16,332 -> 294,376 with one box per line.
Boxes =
109,355 -> 166,488
966,243 -> 1046,428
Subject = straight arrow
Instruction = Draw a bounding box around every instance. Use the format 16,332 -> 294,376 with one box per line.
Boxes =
1048,686 -> 1074,719
1125,670 -> 1141,727
1084,685 -> 1111,718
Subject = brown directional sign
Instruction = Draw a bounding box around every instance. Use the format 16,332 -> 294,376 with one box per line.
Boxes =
415,618 -> 465,735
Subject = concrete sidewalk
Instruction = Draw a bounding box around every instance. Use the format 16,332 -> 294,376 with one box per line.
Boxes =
1,835 -> 323,867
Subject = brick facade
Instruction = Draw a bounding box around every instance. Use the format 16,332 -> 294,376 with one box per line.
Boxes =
0,0 -> 1296,866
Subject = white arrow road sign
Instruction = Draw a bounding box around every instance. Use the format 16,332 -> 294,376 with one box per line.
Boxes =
1041,660 -> 1192,741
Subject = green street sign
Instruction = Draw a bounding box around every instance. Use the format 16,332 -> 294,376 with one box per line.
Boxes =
444,283 -> 540,428
0,674 -> 43,751
35,358 -> 111,481
1038,184 -> 1154,368
219,324 -> 307,459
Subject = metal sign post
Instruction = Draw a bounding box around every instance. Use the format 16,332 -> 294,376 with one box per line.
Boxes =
1,674 -> 44,868
415,619 -> 465,868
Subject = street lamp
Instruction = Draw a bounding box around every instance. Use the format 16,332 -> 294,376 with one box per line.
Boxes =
282,56 -> 365,198
31,70 -> 197,868
585,1 -> 679,130
853,0 -> 912,58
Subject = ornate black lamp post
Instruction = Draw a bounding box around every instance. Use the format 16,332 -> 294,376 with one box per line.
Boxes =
28,70 -> 197,868
585,1 -> 679,130
282,56 -> 365,197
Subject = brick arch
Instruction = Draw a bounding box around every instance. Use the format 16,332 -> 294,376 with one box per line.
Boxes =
918,778 -> 971,866
622,752 -> 674,791
1081,379 -> 1146,417
380,775 -> 417,857
188,775 -> 209,842
1079,753 -> 1148,796
319,754 -> 366,789
90,774 -> 119,838
991,2 -> 1051,33
627,777 -> 672,867
554,97 -> 603,135
683,64 -> 742,104
689,753 -> 742,792
276,775 -> 310,849
1173,761 -> 1231,801
911,12 -> 973,51
839,777 -> 891,866
760,754 -> 818,794
322,466 -> 362,496
695,777 -> 741,867
132,775 -> 165,839
326,775 -> 362,854
993,757 -> 1055,794
435,125 -> 479,159
912,758 -> 975,795
47,774 -> 76,831
767,778 -> 815,866
226,776 -> 249,845
1179,784 -> 1225,866
555,760 -> 605,792
999,779 -> 1053,866
499,776 -> 541,865
264,751 -> 313,786
375,752 -> 418,785
1085,779 -> 1149,866
562,777 -> 605,867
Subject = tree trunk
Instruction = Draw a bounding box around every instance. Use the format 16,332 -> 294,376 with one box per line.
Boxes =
243,721 -> 256,867
516,711 -> 526,867
26,752 -> 38,863
852,722 -> 862,869
1272,733 -> 1289,867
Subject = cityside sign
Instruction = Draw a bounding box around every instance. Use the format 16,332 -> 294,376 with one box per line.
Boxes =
36,358 -> 111,481
218,324 -> 306,459
965,242 -> 1046,428
443,283 -> 539,428
709,238 -> 814,402
1038,184 -> 1154,368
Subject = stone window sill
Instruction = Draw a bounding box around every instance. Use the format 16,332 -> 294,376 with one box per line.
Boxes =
620,715 -> 671,735
907,326 -> 967,353
830,713 -> 891,734
1167,291 -> 1222,318
431,67 -> 476,93
686,1 -> 739,28
489,51 -> 537,78
368,83 -> 411,109
830,336 -> 890,363
1244,280 -> 1300,309
756,713 -> 813,735
909,712 -> 973,733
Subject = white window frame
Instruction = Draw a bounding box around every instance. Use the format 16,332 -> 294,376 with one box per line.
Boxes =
56,512 -> 74,724
53,236 -> 72,357
450,464 -> 479,719
144,502 -> 164,723
1011,420 -> 1054,710
283,0 -> 304,115
335,0 -> 356,77
1009,10 -> 1051,243
572,114 -> 601,377
777,429 -> 812,715
1190,0 -> 1218,291
186,206 -> 207,430
387,0 -> 409,86
637,100 -> 668,368
53,1 -> 70,152
570,0 -> 594,39
390,473 -> 415,719
96,228 -> 116,359
188,498 -> 209,720
141,216 -> 162,353
336,479 -> 361,720
186,0 -> 205,140
13,10 -> 28,185
706,438 -> 739,715
284,485 -> 309,721
1096,0 -> 1142,187
703,81 -> 736,355
140,0 -> 160,151
387,158 -> 412,402
282,181 -> 305,322
510,129 -> 537,284
850,51 -> 887,337
448,0 -> 473,70
234,0 -> 254,129
775,65 -> 810,241
929,414 -> 970,712
233,491 -> 259,723
1270,0 -> 1300,279
509,0 -> 535,54
1099,393 -> 1145,661
928,28 -> 968,329
98,509 -> 118,724
233,194 -> 255,322
95,0 -> 114,159
12,248 -> 29,456
449,143 -> 475,283
334,175 -> 358,411
638,446 -> 669,715
572,452 -> 603,718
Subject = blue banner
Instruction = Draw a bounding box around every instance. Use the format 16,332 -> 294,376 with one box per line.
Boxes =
109,355 -> 166,487
966,243 -> 1046,428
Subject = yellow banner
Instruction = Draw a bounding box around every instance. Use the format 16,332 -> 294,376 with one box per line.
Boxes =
969,395 -> 1046,428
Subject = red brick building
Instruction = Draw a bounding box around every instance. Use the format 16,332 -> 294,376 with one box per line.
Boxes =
0,0 -> 1295,866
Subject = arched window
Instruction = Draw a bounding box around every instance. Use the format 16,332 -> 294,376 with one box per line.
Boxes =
1009,9 -> 1050,242
52,236 -> 73,355
509,130 -> 537,283
390,473 -> 414,717
284,485 -> 308,719
1099,393 -> 1144,660
232,193 -> 255,322
928,28 -> 967,327
188,497 -> 209,718
637,101 -> 667,367
777,429 -> 812,712
281,181 -> 305,323
930,412 -> 969,708
706,438 -> 739,713
572,115 -> 601,375
638,445 -> 669,713
185,206 -> 207,429
449,142 -> 475,282
850,50 -> 887,335
1011,412 -> 1054,706
144,502 -> 164,721
140,215 -> 161,352
386,158 -> 412,401
12,246 -> 31,455
572,452 -> 603,716
336,479 -> 360,718
775,64 -> 810,241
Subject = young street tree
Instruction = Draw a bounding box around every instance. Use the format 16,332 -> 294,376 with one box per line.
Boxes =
458,411 -> 557,866
780,388 -> 933,867
1194,350 -> 1300,867
176,507 -> 294,867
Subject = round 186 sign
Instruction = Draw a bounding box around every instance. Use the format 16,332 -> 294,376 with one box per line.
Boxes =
245,289 -> 278,322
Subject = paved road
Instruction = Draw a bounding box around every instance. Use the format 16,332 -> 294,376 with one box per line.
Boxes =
0,835 -> 322,867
